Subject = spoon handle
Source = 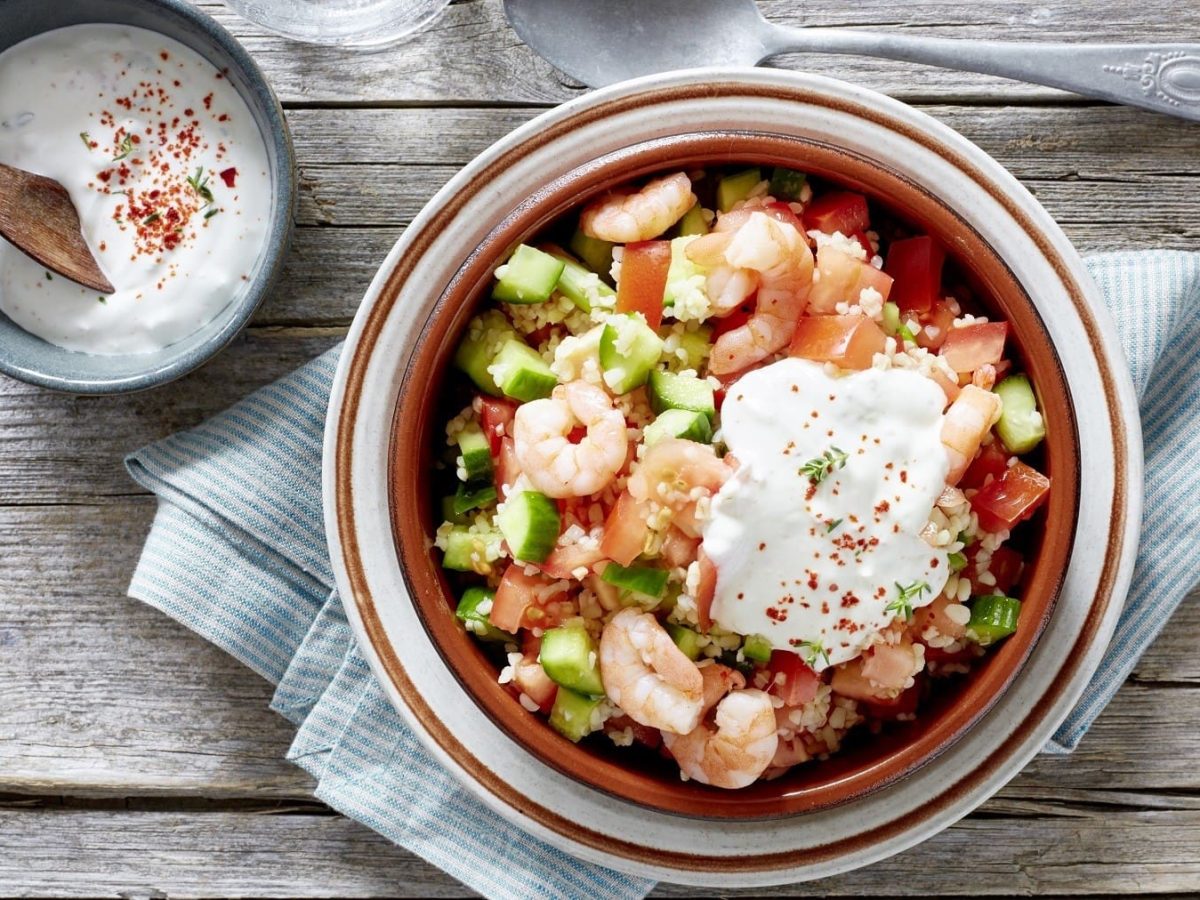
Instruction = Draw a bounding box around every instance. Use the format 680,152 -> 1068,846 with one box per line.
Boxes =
761,27 -> 1200,122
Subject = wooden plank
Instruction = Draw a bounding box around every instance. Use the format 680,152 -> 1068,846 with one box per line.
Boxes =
2,802 -> 1199,897
190,0 -> 1200,107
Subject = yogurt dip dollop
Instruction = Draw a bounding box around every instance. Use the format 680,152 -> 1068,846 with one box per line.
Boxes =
0,24 -> 272,355
702,358 -> 950,671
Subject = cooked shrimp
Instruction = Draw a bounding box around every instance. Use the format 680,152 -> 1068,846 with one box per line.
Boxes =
579,172 -> 695,243
628,438 -> 732,537
700,662 -> 746,708
701,211 -> 815,375
941,384 -> 1003,484
513,380 -> 628,498
662,688 -> 779,788
599,608 -> 705,735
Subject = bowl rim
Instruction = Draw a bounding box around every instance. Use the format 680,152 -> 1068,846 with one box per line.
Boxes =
323,67 -> 1142,884
385,129 -> 1081,818
0,0 -> 296,395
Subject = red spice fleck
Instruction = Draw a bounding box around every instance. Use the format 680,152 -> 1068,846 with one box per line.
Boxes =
203,92 -> 214,110
840,593 -> 861,609
820,601 -> 830,614
184,107 -> 195,117
900,470 -> 909,483
930,558 -> 940,568
219,167 -> 238,188
875,500 -> 891,514
758,542 -> 766,551
766,607 -> 789,623
160,51 -> 170,61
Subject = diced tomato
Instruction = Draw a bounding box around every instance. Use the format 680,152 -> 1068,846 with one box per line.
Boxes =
914,298 -> 957,351
616,240 -> 670,330
927,366 -> 960,407
803,191 -> 870,236
494,436 -> 521,501
960,441 -> 1009,490
862,678 -> 923,720
788,314 -> 886,371
599,491 -> 650,566
971,461 -> 1051,533
808,245 -> 894,313
940,322 -> 1009,373
695,549 -> 717,632
761,200 -> 806,232
922,643 -> 976,665
849,230 -> 874,257
985,545 -> 1024,594
511,654 -> 557,713
712,296 -> 756,339
660,527 -> 700,569
480,396 -> 518,456
885,236 -> 945,315
540,537 -> 605,580
489,565 -> 570,633
768,649 -> 820,707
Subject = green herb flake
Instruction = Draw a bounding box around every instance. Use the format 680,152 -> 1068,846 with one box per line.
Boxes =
44,271 -> 52,281
798,640 -> 830,668
948,551 -> 968,573
97,296 -> 107,304
203,207 -> 220,220
187,166 -> 215,205
825,518 -> 843,534
799,447 -> 849,485
886,580 -> 932,621
79,131 -> 92,150
112,133 -> 135,161
142,211 -> 161,225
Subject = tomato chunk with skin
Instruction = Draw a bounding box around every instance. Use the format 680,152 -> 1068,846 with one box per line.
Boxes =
480,396 -> 518,456
494,436 -> 521,502
971,461 -> 1051,533
983,545 -> 1024,594
808,245 -> 894,313
862,678 -> 923,720
512,653 -> 557,713
886,236 -> 945,315
960,441 -> 1009,490
616,240 -> 670,330
789,314 -> 886,370
489,565 -> 569,633
803,191 -> 870,237
767,649 -> 820,707
940,322 -> 1009,373
599,491 -> 650,566
914,298 -> 957,351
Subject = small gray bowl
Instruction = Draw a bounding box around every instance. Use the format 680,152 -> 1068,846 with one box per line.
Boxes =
0,0 -> 296,394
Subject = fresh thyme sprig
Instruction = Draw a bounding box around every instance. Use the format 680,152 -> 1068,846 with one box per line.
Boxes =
798,640 -> 830,668
825,518 -> 843,534
187,166 -> 215,205
799,447 -> 848,485
112,133 -> 134,161
886,580 -> 931,621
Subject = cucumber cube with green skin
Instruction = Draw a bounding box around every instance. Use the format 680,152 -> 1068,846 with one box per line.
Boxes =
549,688 -> 604,742
662,236 -> 709,316
742,634 -> 773,664
677,202 -> 709,236
491,340 -> 557,402
569,228 -> 615,281
455,587 -> 513,642
601,561 -> 669,602
673,326 -> 713,371
539,624 -> 604,696
453,310 -> 517,396
456,425 -> 493,485
441,527 -> 501,572
768,167 -> 808,202
441,495 -> 469,525
643,408 -> 712,446
994,374 -> 1046,454
599,313 -> 665,394
496,491 -> 560,563
492,244 -> 565,304
452,482 -> 498,516
648,369 -> 716,420
968,595 -> 1022,644
549,253 -> 616,313
668,624 -> 704,661
716,167 -> 762,213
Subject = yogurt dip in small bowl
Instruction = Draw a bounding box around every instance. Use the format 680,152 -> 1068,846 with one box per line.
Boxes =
0,0 -> 294,393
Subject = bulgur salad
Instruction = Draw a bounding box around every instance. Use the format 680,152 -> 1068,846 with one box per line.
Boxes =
432,166 -> 1051,789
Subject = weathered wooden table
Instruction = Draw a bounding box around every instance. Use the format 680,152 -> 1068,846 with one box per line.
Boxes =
3,1 -> 1199,895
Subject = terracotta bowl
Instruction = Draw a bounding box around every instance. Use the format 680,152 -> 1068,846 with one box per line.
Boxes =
323,69 -> 1141,884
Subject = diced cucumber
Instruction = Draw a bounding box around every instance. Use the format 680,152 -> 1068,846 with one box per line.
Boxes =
643,408 -> 712,446
601,561 -> 669,605
455,587 -> 513,642
677,203 -> 709,236
599,313 -> 664,394
492,244 -> 565,304
768,166 -> 808,202
668,624 -> 704,661
716,167 -> 762,213
670,326 -> 713,371
441,495 -> 469,525
456,425 -> 493,485
441,527 -> 502,573
539,624 -> 604,696
496,491 -> 560,563
569,228 -> 615,281
968,594 -> 1022,644
490,340 -> 557,402
742,634 -> 773,664
662,235 -> 709,317
994,374 -> 1046,454
453,310 -> 518,396
648,369 -> 716,420
549,688 -> 604,742
882,301 -> 916,344
453,481 -> 498,516
548,251 -> 616,312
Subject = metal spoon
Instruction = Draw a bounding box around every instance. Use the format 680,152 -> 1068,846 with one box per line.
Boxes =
504,0 -> 1200,123
0,163 -> 114,293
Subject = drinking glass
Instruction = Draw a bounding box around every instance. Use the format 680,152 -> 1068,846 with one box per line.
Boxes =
223,0 -> 450,49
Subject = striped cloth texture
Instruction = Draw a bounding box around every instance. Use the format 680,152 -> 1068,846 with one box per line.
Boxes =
125,251 -> 1199,894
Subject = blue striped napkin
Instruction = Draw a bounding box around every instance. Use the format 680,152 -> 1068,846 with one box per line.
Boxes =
125,251 -> 1199,893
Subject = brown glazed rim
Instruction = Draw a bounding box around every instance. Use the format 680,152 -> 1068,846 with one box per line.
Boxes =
336,81 -> 1128,871
388,131 -> 1079,819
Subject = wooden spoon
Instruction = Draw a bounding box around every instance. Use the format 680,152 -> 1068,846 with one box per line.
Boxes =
0,163 -> 114,294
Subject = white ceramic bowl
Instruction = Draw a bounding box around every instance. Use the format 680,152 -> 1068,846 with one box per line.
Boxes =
323,68 -> 1142,885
